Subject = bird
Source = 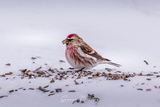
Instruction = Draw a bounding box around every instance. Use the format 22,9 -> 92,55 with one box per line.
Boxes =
62,33 -> 121,70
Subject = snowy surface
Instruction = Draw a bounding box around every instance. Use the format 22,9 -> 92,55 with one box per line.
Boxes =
0,0 -> 160,107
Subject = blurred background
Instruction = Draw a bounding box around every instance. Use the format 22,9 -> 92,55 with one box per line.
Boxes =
0,0 -> 160,72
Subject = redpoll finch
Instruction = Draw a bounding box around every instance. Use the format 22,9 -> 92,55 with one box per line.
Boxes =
62,33 -> 121,70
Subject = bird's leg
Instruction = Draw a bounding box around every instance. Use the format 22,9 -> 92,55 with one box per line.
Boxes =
76,67 -> 85,72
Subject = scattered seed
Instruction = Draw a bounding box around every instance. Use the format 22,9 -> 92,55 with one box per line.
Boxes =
146,89 -> 151,91
55,88 -> 62,92
31,57 -> 36,60
75,82 -> 79,85
0,95 -> 8,99
1,75 -> 5,77
68,90 -> 76,92
50,78 -> 55,83
48,94 -> 55,96
137,88 -> 143,91
5,72 -> 13,75
38,86 -> 50,92
81,101 -> 84,103
105,68 -> 112,72
9,90 -> 14,93
121,85 -> 124,87
88,77 -> 92,79
43,85 -> 49,88
29,88 -> 35,90
77,99 -> 80,103
146,78 -> 151,81
59,60 -> 65,63
144,60 -> 149,65
116,71 -> 121,73
156,75 -> 160,78
141,83 -> 145,85
50,91 -> 54,93
5,63 -> 11,66
36,71 -> 45,75
72,99 -> 80,104
94,98 -> 100,104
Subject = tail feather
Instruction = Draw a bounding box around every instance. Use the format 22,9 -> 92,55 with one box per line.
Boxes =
101,60 -> 121,67
107,61 -> 121,67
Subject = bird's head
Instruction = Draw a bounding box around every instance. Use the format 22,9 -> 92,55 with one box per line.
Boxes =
62,33 -> 83,46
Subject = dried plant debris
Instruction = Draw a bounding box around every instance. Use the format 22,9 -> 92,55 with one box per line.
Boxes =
144,60 -> 149,65
55,88 -> 62,92
37,86 -> 50,92
88,94 -> 100,105
50,78 -> 55,83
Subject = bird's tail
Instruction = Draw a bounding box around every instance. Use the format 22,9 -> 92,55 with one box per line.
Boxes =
101,60 -> 121,67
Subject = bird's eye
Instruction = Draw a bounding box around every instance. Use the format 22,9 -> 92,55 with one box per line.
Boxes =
68,39 -> 73,42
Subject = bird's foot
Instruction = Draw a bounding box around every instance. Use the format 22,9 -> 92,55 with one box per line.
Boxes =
75,67 -> 85,72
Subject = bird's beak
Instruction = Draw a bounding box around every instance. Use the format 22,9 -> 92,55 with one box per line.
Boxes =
62,39 -> 69,45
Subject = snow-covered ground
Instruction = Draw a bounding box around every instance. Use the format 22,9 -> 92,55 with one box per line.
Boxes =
0,0 -> 160,107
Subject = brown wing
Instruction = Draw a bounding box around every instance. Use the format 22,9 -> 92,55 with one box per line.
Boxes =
80,42 -> 111,61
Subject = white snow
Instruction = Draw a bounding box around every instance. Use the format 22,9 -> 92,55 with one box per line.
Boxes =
0,0 -> 160,107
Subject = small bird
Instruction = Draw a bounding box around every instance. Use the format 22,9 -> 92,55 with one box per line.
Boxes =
62,33 -> 121,70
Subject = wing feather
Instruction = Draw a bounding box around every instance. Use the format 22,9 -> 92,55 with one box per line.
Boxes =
79,42 -> 111,61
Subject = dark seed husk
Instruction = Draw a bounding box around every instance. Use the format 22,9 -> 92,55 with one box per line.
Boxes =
50,91 -> 54,93
48,93 -> 55,96
5,63 -> 11,66
68,90 -> 76,92
88,77 -> 93,79
55,88 -> 62,92
29,88 -> 35,90
5,72 -> 13,75
121,85 -> 124,87
38,86 -> 50,92
0,95 -> 8,98
9,90 -> 14,93
43,85 -> 49,88
146,78 -> 151,81
146,89 -> 151,91
81,101 -> 84,103
50,78 -> 55,83
137,88 -> 143,91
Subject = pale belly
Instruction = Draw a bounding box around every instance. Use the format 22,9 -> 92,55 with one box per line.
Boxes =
65,50 -> 97,70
